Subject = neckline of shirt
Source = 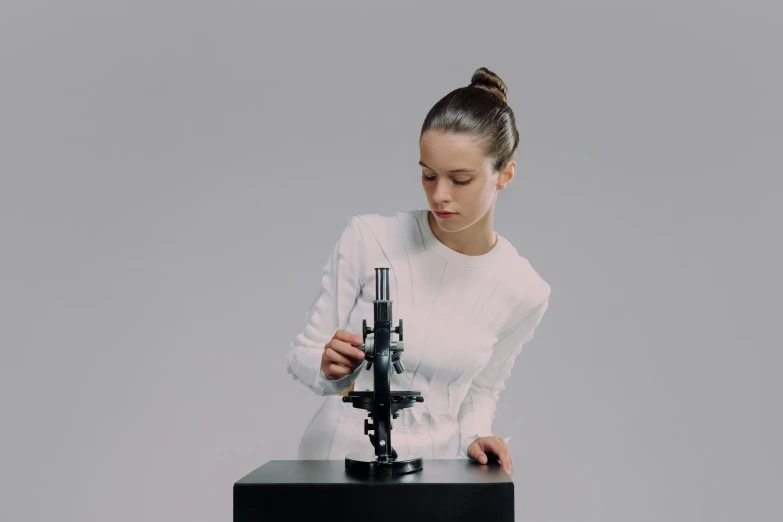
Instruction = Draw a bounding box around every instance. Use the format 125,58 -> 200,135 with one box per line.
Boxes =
412,209 -> 508,267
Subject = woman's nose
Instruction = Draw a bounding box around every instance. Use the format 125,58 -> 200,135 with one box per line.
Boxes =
433,180 -> 452,202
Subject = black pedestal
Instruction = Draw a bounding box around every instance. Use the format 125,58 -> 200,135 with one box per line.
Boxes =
234,459 -> 514,522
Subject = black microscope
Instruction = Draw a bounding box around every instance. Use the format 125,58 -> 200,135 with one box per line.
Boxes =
342,267 -> 425,477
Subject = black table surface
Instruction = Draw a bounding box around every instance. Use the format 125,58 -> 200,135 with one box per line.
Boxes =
234,459 -> 514,522
235,458 -> 512,485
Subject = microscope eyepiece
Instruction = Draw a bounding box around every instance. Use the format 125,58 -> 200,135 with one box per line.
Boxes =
375,267 -> 389,300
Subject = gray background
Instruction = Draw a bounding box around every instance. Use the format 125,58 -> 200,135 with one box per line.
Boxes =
1,1 -> 780,521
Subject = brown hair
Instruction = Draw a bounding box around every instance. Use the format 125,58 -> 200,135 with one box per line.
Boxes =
420,67 -> 519,173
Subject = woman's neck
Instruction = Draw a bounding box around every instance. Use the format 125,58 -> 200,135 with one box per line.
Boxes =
427,209 -> 498,256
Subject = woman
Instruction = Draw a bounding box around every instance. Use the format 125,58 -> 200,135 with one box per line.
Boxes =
286,67 -> 551,477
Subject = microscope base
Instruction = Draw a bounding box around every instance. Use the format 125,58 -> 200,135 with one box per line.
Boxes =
345,451 -> 423,476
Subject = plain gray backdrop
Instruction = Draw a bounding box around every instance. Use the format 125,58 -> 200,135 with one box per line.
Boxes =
1,1 -> 780,521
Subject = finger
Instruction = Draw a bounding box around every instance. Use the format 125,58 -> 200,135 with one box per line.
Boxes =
470,447 -> 488,464
325,347 -> 363,371
467,442 -> 488,464
325,347 -> 352,366
325,363 -> 353,378
495,444 -> 512,475
483,439 -> 512,475
335,330 -> 364,346
501,450 -> 512,475
501,438 -> 513,474
331,339 -> 365,361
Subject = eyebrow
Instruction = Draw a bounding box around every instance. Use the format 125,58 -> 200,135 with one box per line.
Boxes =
418,160 -> 477,174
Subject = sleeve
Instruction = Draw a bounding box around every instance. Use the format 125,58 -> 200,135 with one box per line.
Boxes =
285,216 -> 368,396
457,282 -> 551,458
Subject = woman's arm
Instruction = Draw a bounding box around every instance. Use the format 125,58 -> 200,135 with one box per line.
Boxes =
457,281 -> 551,458
286,216 -> 367,396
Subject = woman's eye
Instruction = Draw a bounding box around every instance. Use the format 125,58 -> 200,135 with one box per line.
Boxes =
422,173 -> 471,185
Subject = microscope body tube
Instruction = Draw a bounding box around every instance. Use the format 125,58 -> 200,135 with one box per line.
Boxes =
373,268 -> 393,462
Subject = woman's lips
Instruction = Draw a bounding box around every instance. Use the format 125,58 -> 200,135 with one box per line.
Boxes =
434,211 -> 456,219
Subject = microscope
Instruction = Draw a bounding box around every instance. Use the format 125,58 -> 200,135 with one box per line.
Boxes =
343,267 -> 425,477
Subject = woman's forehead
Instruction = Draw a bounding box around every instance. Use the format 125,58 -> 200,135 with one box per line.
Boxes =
420,132 -> 487,167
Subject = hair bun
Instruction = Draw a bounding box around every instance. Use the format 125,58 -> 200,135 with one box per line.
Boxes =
470,67 -> 508,103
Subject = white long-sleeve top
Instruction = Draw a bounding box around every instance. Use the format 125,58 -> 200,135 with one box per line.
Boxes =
286,209 -> 551,458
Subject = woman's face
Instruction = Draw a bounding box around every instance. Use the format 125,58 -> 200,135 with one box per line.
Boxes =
419,130 -> 504,233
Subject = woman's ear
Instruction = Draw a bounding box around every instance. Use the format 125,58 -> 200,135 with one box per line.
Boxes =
497,160 -> 516,190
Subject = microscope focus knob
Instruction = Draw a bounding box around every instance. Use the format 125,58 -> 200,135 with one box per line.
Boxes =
393,361 -> 405,374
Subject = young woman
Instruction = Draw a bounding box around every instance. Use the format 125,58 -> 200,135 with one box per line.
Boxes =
286,67 -> 551,477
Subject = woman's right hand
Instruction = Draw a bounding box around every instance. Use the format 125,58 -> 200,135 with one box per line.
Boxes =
321,330 -> 366,381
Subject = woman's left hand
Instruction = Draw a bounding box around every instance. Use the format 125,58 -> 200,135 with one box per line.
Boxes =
467,436 -> 513,476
